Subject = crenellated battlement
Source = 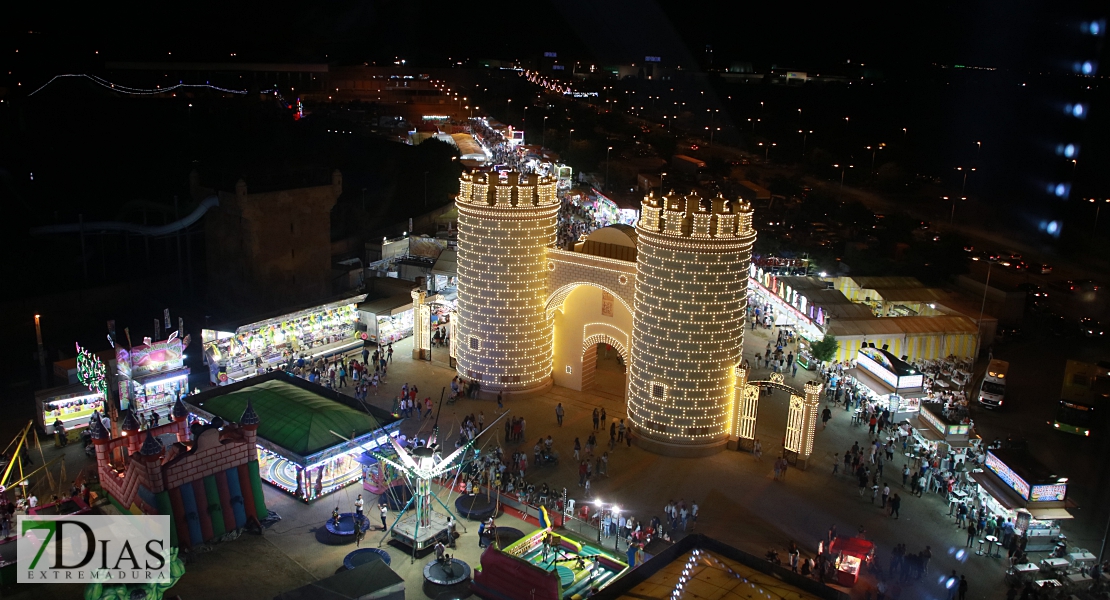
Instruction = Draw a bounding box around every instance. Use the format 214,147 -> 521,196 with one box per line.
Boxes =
458,171 -> 559,208
638,190 -> 754,239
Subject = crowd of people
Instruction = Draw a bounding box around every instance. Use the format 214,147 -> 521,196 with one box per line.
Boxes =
557,200 -> 601,250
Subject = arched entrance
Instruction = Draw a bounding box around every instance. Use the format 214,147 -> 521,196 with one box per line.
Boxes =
581,334 -> 628,395
546,284 -> 633,394
731,369 -> 824,469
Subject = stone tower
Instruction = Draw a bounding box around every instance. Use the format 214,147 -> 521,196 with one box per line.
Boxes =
627,191 -> 757,456
454,171 -> 560,396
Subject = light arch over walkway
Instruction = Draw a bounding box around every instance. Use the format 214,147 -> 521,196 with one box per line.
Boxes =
582,332 -> 630,364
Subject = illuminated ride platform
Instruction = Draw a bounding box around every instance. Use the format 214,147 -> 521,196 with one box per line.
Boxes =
185,371 -> 400,503
472,528 -> 628,600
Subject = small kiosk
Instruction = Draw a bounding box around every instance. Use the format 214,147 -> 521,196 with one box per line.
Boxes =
909,402 -> 974,457
358,294 -> 417,345
36,384 -> 106,436
971,449 -> 1074,552
829,537 -> 874,586
855,345 -> 924,393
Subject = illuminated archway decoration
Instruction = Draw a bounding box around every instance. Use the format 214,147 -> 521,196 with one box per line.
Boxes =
732,367 -> 823,469
582,333 -> 630,365
545,282 -> 633,319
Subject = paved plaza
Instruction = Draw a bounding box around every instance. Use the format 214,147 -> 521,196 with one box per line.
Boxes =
8,329 -> 1088,600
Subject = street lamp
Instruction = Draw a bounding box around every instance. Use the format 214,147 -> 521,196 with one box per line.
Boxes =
542,115 -> 548,149
569,128 -> 574,144
833,164 -> 853,200
956,167 -> 976,194
976,141 -> 981,160
757,142 -> 776,161
799,130 -> 812,155
1091,198 -> 1110,234
606,146 -> 613,191
705,126 -> 720,145
942,196 -> 967,224
660,172 -> 667,194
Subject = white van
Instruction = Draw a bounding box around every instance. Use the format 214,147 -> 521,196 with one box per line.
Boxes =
978,359 -> 1009,408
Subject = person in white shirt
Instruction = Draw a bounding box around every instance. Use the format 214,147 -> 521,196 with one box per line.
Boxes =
28,495 -> 38,508
354,494 -> 364,517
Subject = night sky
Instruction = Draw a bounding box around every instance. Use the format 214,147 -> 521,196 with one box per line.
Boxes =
3,1 -> 1103,70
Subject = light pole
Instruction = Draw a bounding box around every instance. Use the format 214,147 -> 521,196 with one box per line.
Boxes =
1092,196 -> 1110,234
605,146 -> 613,191
569,128 -> 574,144
976,141 -> 981,160
542,115 -> 548,149
956,167 -> 976,194
867,146 -> 877,174
659,172 -> 667,194
973,258 -> 998,361
943,196 -> 967,224
833,164 -> 853,200
799,130 -> 812,156
705,126 -> 720,145
758,142 -> 776,161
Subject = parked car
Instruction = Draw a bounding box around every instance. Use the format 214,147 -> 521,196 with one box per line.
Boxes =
1040,264 -> 1054,275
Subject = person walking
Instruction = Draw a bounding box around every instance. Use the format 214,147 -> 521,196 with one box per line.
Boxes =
497,392 -> 503,410
592,408 -> 600,431
379,503 -> 389,530
958,575 -> 968,600
966,522 -> 978,548
618,419 -> 626,442
556,403 -> 565,426
387,343 -> 394,363
881,484 -> 890,508
753,438 -> 763,461
822,406 -> 832,429
690,501 -> 698,531
889,493 -> 901,519
355,494 -> 364,518
574,438 -> 581,460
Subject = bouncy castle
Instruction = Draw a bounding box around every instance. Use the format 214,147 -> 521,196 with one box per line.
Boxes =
90,397 -> 268,548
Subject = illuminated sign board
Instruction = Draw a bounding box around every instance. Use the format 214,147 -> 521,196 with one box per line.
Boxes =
857,348 -> 923,390
544,52 -> 557,58
129,337 -> 185,379
1030,484 -> 1066,502
986,451 -> 1031,501
552,65 -> 564,71
645,56 -> 662,62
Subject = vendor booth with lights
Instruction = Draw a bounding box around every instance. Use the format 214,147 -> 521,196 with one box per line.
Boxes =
747,267 -> 830,344
829,537 -> 874,586
971,449 -> 1074,552
185,371 -> 400,502
202,295 -> 366,384
116,334 -> 190,416
36,384 -> 106,435
841,345 -> 925,422
358,294 -> 417,345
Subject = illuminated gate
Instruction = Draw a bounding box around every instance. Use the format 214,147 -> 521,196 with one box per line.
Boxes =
730,368 -> 823,469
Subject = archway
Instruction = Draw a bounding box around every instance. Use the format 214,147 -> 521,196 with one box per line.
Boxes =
731,369 -> 824,469
547,284 -> 633,394
581,334 -> 628,395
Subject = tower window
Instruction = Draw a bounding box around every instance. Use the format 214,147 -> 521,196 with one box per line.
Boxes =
652,383 -> 666,399
470,337 -> 480,350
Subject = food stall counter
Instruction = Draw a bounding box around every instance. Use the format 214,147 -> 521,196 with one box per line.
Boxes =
830,537 -> 874,586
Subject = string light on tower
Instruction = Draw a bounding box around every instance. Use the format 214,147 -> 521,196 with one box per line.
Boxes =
628,190 -> 757,455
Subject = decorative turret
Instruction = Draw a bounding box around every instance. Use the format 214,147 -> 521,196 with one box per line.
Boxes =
627,190 -> 758,456
239,400 -> 260,428
172,397 -> 188,421
139,430 -> 165,459
88,412 -> 109,442
121,411 -> 140,434
454,170 -> 560,396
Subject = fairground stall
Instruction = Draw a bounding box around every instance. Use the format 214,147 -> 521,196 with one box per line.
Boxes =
747,267 -> 831,345
971,449 -> 1074,552
185,371 -> 400,502
202,295 -> 366,384
829,537 -> 874,586
116,334 -> 190,416
843,345 -> 925,421
909,402 -> 975,458
358,293 -> 416,345
36,384 -> 106,436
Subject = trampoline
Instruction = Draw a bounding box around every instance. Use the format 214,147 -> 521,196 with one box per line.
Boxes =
423,557 -> 471,586
481,526 -> 525,548
454,494 -> 497,521
324,513 -> 370,537
343,548 -> 392,570
379,482 -> 413,511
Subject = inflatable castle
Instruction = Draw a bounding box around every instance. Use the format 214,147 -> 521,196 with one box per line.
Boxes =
89,398 -> 268,548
